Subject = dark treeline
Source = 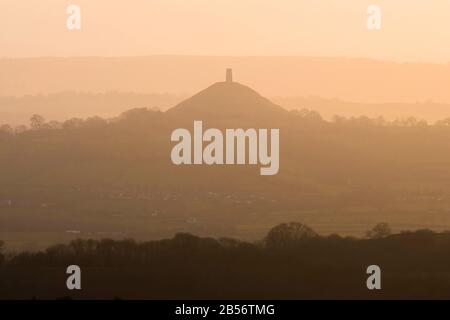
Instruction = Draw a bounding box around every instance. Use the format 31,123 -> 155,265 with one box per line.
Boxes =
1,222 -> 450,299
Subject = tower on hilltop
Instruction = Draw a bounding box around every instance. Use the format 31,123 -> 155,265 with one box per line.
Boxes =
226,68 -> 233,83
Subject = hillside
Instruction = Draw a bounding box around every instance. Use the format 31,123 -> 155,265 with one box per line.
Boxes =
167,81 -> 288,121
3,80 -> 450,249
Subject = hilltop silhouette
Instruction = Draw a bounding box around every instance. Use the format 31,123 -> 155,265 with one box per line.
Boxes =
167,79 -> 288,122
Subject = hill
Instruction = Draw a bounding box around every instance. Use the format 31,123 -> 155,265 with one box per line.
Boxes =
168,81 -> 287,119
3,80 -> 450,249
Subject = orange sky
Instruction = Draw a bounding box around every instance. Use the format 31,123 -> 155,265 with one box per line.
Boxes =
1,1 -> 450,62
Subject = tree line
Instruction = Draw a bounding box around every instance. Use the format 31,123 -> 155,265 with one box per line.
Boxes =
4,108 -> 450,136
2,222 -> 450,299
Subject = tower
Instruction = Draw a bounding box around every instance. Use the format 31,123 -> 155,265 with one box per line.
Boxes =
226,68 -> 233,83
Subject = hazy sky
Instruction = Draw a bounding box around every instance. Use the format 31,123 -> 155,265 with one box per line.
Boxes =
2,0 -> 450,62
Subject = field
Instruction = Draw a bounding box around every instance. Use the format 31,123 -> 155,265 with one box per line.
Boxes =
3,187 -> 450,251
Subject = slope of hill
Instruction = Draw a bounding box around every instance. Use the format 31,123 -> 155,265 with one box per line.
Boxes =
167,82 -> 289,126
167,81 -> 288,121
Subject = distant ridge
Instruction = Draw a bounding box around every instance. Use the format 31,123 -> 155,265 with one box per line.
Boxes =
3,56 -> 450,103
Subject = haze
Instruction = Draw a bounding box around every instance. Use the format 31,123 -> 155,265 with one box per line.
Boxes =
2,0 -> 450,63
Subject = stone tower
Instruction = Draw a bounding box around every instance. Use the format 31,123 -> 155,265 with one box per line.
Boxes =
226,68 -> 233,83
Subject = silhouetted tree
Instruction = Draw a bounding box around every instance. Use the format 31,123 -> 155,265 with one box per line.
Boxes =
62,118 -> 84,130
374,116 -> 387,126
366,223 -> 391,239
436,118 -> 450,126
119,108 -> 150,120
218,237 -> 242,248
332,115 -> 346,124
84,116 -> 107,128
265,222 -> 318,248
0,240 -> 4,266
0,124 -> 13,135
293,109 -> 324,122
393,117 -> 427,127
47,120 -> 62,129
30,114 -> 46,130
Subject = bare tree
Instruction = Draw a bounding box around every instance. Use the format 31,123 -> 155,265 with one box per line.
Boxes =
30,114 -> 46,130
366,223 -> 391,239
0,124 -> 13,135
